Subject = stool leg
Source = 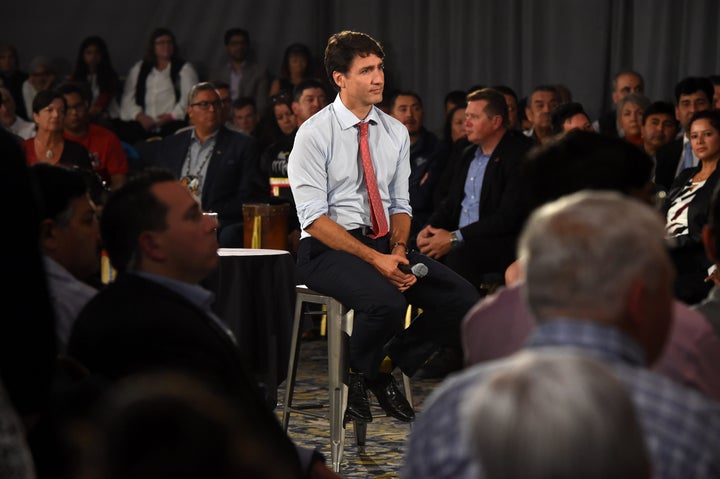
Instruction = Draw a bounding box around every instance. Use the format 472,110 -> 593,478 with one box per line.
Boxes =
282,296 -> 305,432
327,300 -> 347,473
402,373 -> 413,409
353,419 -> 367,447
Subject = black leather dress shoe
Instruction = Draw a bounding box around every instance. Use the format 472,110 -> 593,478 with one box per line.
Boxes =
345,373 -> 373,423
366,373 -> 415,422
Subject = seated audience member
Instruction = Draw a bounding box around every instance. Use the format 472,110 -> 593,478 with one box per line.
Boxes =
0,126 -> 57,442
417,88 -> 534,291
462,130 -> 720,400
550,101 -> 593,135
0,380 -> 35,479
231,96 -> 260,136
209,28 -> 270,115
433,104 -> 469,207
59,82 -> 129,191
403,191 -> 720,479
0,86 -> 35,139
617,92 -> 650,147
655,76 -> 714,191
444,104 -> 466,146
443,89 -> 467,115
29,163 -> 100,352
291,78 -> 328,126
68,35 -> 122,122
641,101 -> 679,160
664,110 -> 720,304
492,85 -> 520,131
261,92 -> 300,253
595,70 -> 645,138
0,44 -> 28,120
696,185 -> 720,337
389,90 -> 448,244
156,82 -> 267,247
22,90 -> 93,172
82,372 -> 304,479
66,169 -> 338,479
211,81 -> 242,132
523,85 -> 560,144
119,28 -> 198,143
710,74 -> 720,110
22,56 -> 58,120
463,351 -> 649,479
268,42 -> 324,98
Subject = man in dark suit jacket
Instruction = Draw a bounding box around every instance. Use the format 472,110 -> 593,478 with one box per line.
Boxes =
654,76 -> 714,191
66,169 -> 338,479
208,28 -> 270,115
416,88 -> 534,290
156,82 -> 268,247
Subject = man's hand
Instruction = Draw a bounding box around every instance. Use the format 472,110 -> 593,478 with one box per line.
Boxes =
372,251 -> 416,292
416,225 -> 452,259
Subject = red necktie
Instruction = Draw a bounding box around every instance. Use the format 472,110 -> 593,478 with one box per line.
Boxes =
357,121 -> 388,238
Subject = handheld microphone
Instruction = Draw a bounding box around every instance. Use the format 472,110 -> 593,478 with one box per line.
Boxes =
398,262 -> 428,278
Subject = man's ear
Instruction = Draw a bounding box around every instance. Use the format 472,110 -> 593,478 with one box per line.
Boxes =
332,71 -> 344,90
137,231 -> 164,262
702,225 -> 718,264
40,218 -> 58,251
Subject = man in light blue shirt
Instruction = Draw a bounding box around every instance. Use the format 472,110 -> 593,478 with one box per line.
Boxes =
289,31 -> 478,424
30,163 -> 100,352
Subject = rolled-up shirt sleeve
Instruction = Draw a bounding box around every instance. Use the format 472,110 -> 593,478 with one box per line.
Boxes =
288,125 -> 330,230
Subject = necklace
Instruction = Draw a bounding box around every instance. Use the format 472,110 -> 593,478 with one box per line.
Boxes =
181,136 -> 216,196
35,137 -> 58,162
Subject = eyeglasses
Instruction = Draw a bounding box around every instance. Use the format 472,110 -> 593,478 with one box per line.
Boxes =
189,100 -> 222,111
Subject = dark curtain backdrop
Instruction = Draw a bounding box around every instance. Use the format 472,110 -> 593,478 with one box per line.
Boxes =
3,0 -> 719,133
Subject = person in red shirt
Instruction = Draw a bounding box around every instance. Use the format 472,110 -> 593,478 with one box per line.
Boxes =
59,82 -> 128,190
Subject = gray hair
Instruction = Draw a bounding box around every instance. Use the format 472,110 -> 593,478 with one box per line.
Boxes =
462,350 -> 649,479
187,81 -> 219,106
617,92 -> 651,116
518,191 -> 671,322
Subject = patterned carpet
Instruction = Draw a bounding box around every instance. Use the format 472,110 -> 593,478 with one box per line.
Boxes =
275,337 -> 443,478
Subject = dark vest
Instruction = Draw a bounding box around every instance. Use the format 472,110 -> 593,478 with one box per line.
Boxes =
134,59 -> 185,110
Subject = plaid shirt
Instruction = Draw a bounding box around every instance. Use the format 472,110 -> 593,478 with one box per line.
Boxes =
402,320 -> 720,479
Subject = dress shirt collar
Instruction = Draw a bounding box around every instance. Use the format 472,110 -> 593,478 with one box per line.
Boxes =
133,271 -> 215,311
333,94 -> 381,131
527,319 -> 647,367
190,127 -> 219,145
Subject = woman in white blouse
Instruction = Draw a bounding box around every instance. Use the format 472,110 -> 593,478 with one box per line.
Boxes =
119,28 -> 198,142
664,109 -> 720,304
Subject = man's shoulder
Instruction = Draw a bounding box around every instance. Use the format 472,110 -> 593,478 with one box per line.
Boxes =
498,129 -> 535,152
74,275 -> 196,331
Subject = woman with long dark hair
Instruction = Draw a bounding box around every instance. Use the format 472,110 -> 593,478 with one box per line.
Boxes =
119,27 -> 198,141
664,109 -> 720,303
69,35 -> 121,120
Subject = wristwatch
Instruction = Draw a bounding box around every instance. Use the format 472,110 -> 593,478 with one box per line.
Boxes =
450,230 -> 459,248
